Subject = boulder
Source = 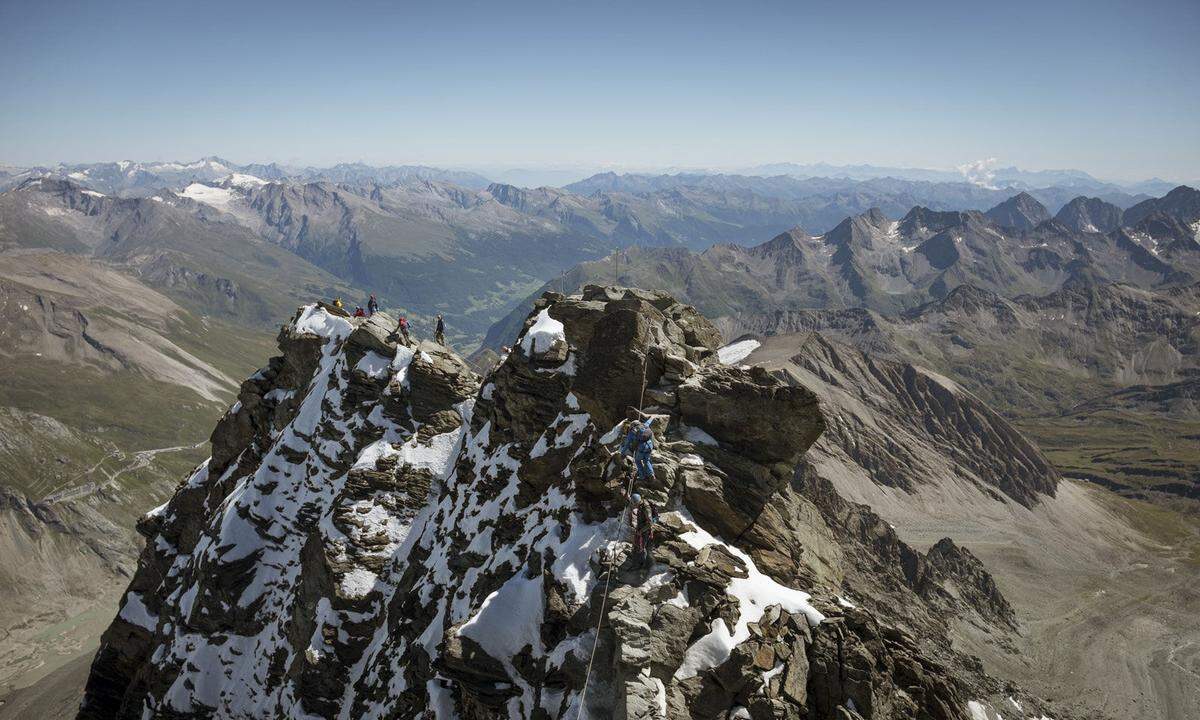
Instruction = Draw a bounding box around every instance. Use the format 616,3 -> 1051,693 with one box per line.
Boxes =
346,312 -> 397,356
677,366 -> 824,465
407,340 -> 480,422
623,672 -> 669,719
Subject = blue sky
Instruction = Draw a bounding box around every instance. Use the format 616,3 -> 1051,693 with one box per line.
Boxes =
1,0 -> 1197,181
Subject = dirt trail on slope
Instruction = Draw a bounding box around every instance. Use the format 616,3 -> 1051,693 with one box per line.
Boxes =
41,440 -> 205,504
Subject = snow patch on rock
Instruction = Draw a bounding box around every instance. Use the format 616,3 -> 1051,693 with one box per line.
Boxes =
674,512 -> 824,680
520,308 -> 565,355
717,339 -> 760,365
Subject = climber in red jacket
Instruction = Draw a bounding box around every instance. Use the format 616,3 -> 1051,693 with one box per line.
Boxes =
629,493 -> 657,568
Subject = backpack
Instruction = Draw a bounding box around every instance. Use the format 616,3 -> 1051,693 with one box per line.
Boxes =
637,424 -> 653,444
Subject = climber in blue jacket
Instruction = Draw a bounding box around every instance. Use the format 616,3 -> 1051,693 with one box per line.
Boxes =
620,409 -> 656,483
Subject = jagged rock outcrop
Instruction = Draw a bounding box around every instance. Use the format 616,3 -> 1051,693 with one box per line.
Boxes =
794,470 -> 1017,631
79,288 -> 1048,720
1054,196 -> 1123,234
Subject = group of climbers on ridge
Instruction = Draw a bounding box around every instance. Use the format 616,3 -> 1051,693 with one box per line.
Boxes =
328,295 -> 448,347
351,294 -> 379,318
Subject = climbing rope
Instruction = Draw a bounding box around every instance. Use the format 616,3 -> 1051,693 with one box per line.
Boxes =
576,350 -> 651,717
576,465 -> 637,717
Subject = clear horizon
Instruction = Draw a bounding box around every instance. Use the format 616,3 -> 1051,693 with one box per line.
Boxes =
4,156 -> 1194,189
3,155 -> 1189,185
2,0 -> 1197,182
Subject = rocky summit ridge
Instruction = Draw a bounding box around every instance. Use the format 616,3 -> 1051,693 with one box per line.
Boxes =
79,287 -> 1057,720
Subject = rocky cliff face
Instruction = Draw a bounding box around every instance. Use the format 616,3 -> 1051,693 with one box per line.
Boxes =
763,332 -> 1060,507
1053,197 -> 1123,234
79,289 -> 1054,719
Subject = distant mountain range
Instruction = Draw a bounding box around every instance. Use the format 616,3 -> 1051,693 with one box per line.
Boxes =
0,173 -> 1065,341
0,157 -> 494,196
485,185 -> 1200,348
729,162 -> 1181,196
562,171 -> 1152,222
1,156 -> 1188,197
7,168 -> 1196,352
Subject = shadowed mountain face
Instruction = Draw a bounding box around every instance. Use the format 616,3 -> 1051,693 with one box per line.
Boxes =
79,289 -> 1073,720
757,332 -> 1060,507
1122,184 -> 1200,228
1054,196 -> 1124,234
730,331 -> 1200,720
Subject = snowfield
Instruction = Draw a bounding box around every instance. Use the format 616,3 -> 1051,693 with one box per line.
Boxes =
717,339 -> 760,365
179,182 -> 237,207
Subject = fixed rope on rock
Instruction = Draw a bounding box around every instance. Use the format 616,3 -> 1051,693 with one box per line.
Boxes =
576,348 -> 651,717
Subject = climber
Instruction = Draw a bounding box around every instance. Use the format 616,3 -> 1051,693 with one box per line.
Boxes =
367,293 -> 379,316
353,305 -> 366,318
435,314 -> 446,345
629,493 -> 657,568
333,297 -> 344,310
620,409 -> 655,483
392,315 -> 411,344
